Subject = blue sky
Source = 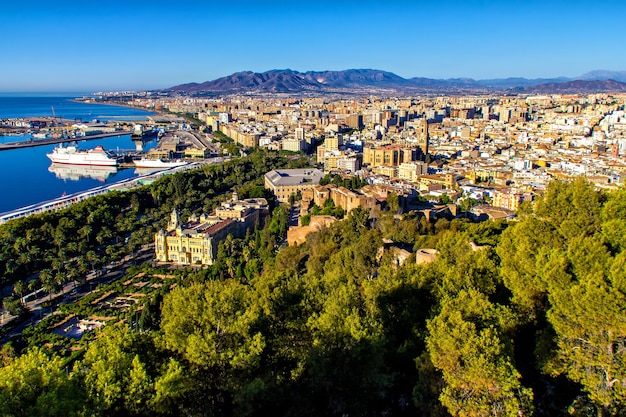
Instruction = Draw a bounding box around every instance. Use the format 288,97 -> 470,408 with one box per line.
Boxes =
1,0 -> 625,92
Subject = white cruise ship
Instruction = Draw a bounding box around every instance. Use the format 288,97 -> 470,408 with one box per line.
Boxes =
46,144 -> 119,166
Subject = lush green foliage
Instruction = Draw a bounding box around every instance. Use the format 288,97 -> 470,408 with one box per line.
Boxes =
2,177 -> 626,416
212,130 -> 241,155
300,198 -> 346,226
318,173 -> 368,190
0,149 -> 294,293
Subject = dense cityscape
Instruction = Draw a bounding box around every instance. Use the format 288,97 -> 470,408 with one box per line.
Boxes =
2,0 -> 626,415
114,90 -> 626,208
0,84 -> 625,416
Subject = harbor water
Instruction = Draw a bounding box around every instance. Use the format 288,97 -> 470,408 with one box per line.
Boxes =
0,95 -> 158,213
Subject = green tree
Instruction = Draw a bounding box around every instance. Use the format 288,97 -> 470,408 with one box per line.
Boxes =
496,215 -> 564,316
161,280 -> 264,369
2,296 -> 25,316
0,348 -> 85,417
600,187 -> 626,253
546,250 -> 626,415
81,327 -> 156,414
426,289 -> 533,416
386,191 -> 400,214
149,358 -> 192,415
534,177 -> 602,240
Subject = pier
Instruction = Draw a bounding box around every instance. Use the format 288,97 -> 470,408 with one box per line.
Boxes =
0,158 -> 227,225
0,130 -> 133,151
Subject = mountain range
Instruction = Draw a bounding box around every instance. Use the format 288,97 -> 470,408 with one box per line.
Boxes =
166,69 -> 626,95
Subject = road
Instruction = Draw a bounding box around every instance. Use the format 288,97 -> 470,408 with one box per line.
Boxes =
289,203 -> 300,227
0,244 -> 155,344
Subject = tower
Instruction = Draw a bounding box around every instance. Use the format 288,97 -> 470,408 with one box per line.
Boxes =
168,209 -> 180,232
417,118 -> 429,158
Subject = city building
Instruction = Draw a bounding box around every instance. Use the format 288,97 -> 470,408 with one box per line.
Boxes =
154,195 -> 268,266
336,156 -> 360,173
295,127 -> 306,140
397,161 -> 428,182
363,144 -> 417,167
346,114 -> 364,130
417,118 -> 429,157
264,168 -> 324,202
282,138 -> 307,152
325,135 -> 343,151
301,184 -> 378,213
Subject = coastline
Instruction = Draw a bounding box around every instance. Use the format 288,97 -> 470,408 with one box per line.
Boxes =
72,97 -> 157,113
73,98 -> 188,125
0,95 -> 156,120
71,97 -> 178,122
0,96 -> 166,213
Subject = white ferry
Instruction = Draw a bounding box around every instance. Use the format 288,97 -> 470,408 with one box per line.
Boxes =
46,144 -> 119,166
133,158 -> 188,169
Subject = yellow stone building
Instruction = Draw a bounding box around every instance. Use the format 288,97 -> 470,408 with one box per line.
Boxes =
264,168 -> 324,203
491,189 -> 523,211
301,184 -> 378,213
363,145 -> 417,167
397,162 -> 428,182
418,173 -> 457,189
154,195 -> 268,266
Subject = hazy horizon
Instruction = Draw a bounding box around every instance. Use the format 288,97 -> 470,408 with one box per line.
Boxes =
2,68 -> 626,94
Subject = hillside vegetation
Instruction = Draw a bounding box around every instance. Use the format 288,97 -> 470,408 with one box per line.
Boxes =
1,177 -> 626,417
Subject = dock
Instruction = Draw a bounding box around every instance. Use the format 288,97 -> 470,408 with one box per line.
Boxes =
0,158 -> 227,225
0,131 -> 133,151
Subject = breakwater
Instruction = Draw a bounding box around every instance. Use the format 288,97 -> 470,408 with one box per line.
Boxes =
0,131 -> 131,151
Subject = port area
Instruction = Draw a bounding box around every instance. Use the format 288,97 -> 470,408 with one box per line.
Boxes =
0,130 -> 132,151
0,157 -> 228,225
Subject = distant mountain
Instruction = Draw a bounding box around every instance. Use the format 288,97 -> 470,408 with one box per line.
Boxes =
302,69 -> 411,88
168,69 -> 414,94
170,69 -> 320,94
576,70 -> 626,83
166,69 -> 626,95
476,77 -> 571,88
408,77 -> 480,89
514,79 -> 626,94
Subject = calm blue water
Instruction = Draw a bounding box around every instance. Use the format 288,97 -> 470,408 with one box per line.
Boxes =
0,96 -> 158,213
0,94 -> 155,121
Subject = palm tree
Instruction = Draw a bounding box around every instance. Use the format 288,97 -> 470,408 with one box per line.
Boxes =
13,280 -> 24,301
39,268 -> 57,304
55,271 -> 67,295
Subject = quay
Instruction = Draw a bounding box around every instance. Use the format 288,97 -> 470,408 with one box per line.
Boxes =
0,157 -> 227,225
0,130 -> 133,151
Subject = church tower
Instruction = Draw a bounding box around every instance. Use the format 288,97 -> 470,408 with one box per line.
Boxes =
417,118 -> 429,159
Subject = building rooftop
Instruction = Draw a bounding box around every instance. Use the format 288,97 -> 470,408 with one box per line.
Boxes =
265,168 -> 324,187
203,218 -> 237,235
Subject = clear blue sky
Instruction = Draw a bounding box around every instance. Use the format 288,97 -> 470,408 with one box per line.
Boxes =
1,0 -> 625,92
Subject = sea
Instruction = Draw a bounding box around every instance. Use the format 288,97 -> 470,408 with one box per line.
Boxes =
0,94 -> 158,214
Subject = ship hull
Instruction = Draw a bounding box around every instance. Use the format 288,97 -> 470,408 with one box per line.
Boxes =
47,156 -> 118,166
46,145 -> 118,166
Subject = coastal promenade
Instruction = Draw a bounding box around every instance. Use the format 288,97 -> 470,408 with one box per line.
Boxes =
0,130 -> 132,151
